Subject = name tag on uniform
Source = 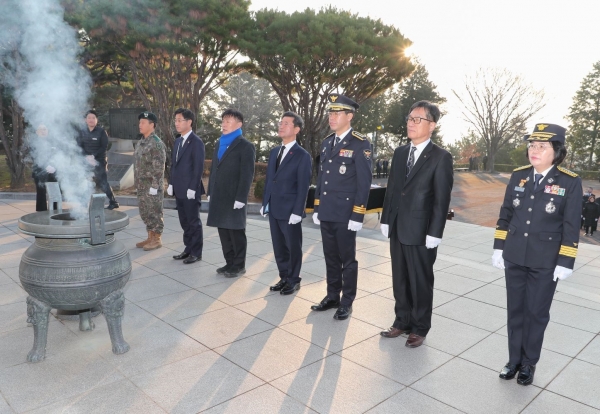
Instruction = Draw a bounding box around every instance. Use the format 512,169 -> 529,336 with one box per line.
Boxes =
339,149 -> 353,158
514,186 -> 525,192
544,185 -> 565,196
92,138 -> 97,140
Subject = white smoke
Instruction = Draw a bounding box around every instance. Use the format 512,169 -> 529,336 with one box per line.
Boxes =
0,0 -> 94,218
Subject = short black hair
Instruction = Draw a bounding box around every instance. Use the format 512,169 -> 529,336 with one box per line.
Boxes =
174,108 -> 195,127
524,141 -> 567,165
282,111 -> 304,132
221,108 -> 244,124
409,100 -> 441,123
85,109 -> 98,118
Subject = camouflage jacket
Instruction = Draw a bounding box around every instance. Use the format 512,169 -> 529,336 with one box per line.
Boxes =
134,133 -> 166,190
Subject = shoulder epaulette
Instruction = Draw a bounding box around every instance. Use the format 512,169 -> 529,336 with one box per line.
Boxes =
152,135 -> 160,143
352,131 -> 367,141
513,164 -> 532,172
324,132 -> 335,141
557,166 -> 578,177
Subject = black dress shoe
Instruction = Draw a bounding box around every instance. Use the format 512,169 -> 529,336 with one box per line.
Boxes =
311,296 -> 340,311
216,264 -> 232,274
280,282 -> 300,295
182,255 -> 201,264
499,363 -> 521,380
173,252 -> 190,260
270,280 -> 287,291
106,202 -> 119,210
333,306 -> 352,320
225,267 -> 246,277
517,365 -> 535,385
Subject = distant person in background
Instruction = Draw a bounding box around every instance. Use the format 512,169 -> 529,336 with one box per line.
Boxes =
582,195 -> 600,236
134,112 -> 166,251
483,155 -> 488,171
376,159 -> 382,178
77,110 -> 119,209
31,124 -> 57,211
383,158 -> 389,177
582,187 -> 594,229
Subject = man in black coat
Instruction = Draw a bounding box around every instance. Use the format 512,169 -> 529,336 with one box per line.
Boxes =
77,110 -> 118,209
207,109 -> 255,277
379,100 -> 454,348
261,111 -> 312,295
167,108 -> 205,264
311,94 -> 372,320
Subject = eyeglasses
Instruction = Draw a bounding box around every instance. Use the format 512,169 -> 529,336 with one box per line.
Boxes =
278,121 -> 294,127
405,116 -> 432,124
527,143 -> 552,152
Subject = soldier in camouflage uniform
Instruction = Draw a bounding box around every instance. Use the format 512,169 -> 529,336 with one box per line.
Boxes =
134,112 -> 167,251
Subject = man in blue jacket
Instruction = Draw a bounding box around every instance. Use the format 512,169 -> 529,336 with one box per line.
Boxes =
261,112 -> 312,295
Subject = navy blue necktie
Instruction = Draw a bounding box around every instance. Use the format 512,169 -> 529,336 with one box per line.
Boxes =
534,173 -> 543,190
406,147 -> 417,177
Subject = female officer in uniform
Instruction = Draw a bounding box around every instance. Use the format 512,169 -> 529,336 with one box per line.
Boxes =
492,123 -> 581,386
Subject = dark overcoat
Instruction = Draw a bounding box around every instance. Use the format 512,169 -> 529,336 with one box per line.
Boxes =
207,136 -> 255,229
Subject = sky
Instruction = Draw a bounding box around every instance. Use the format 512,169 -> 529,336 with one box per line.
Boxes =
249,0 -> 600,143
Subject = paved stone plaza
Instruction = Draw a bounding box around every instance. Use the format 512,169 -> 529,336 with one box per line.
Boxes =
1,198 -> 600,413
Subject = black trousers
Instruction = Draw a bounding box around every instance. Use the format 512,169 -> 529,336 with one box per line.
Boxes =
505,260 -> 557,366
34,178 -> 58,212
390,231 -> 437,337
320,220 -> 358,307
269,215 -> 303,285
218,228 -> 247,268
175,198 -> 203,257
94,164 -> 116,203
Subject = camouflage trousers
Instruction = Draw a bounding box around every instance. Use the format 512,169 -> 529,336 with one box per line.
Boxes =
138,192 -> 164,234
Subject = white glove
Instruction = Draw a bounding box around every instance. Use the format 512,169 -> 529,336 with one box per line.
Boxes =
425,235 -> 442,249
492,249 -> 505,269
348,220 -> 363,231
313,213 -> 320,225
46,165 -> 56,174
260,206 -> 267,217
553,265 -> 573,281
85,155 -> 97,166
380,224 -> 389,238
289,214 -> 301,225
207,195 -> 210,202
149,187 -> 158,195
186,189 -> 196,200
167,184 -> 173,196
234,201 -> 245,209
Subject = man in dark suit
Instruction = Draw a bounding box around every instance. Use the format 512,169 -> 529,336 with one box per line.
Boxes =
261,111 -> 312,295
207,109 -> 255,277
379,100 -> 453,348
167,108 -> 205,264
311,94 -> 372,320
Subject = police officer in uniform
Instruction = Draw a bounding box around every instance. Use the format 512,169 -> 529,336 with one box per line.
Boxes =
77,110 -> 119,209
492,123 -> 581,386
311,94 -> 372,320
134,112 -> 167,251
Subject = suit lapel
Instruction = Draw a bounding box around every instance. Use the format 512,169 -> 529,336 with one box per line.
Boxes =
404,142 -> 433,186
218,136 -> 242,165
175,135 -> 192,165
274,143 -> 298,177
396,145 -> 410,188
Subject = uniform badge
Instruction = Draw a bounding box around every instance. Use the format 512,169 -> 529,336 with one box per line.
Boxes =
363,149 -> 371,160
544,185 -> 566,196
339,165 -> 346,174
513,198 -> 520,208
546,199 -> 556,214
547,178 -> 554,184
519,179 -> 527,187
340,149 -> 354,158
322,146 -> 326,153
514,186 -> 525,192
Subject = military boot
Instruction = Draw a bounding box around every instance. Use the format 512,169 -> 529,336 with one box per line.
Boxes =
143,231 -> 162,251
136,231 -> 152,248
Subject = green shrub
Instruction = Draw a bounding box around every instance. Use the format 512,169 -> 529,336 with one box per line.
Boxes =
254,178 -> 265,199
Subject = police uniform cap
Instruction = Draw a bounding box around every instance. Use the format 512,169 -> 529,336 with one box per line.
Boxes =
527,123 -> 566,144
138,111 -> 158,123
327,94 -> 359,112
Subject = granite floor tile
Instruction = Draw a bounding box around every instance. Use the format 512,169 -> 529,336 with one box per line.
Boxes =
129,351 -> 265,414
123,274 -> 191,303
434,297 -> 507,332
214,328 -> 330,382
0,283 -> 27,306
412,358 -> 541,414
235,294 -> 315,326
522,390 -> 600,414
549,301 -> 600,333
340,335 -> 454,385
351,294 -> 396,329
280,310 -> 378,353
136,289 -> 228,323
197,278 -> 277,306
424,314 -> 491,356
465,284 -> 508,308
433,272 -> 487,296
442,264 -> 500,283
172,306 -> 275,349
366,387 -> 462,413
295,280 -> 369,304
547,359 -> 600,409
577,335 -> 600,367
202,384 -> 317,414
271,354 -> 403,414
